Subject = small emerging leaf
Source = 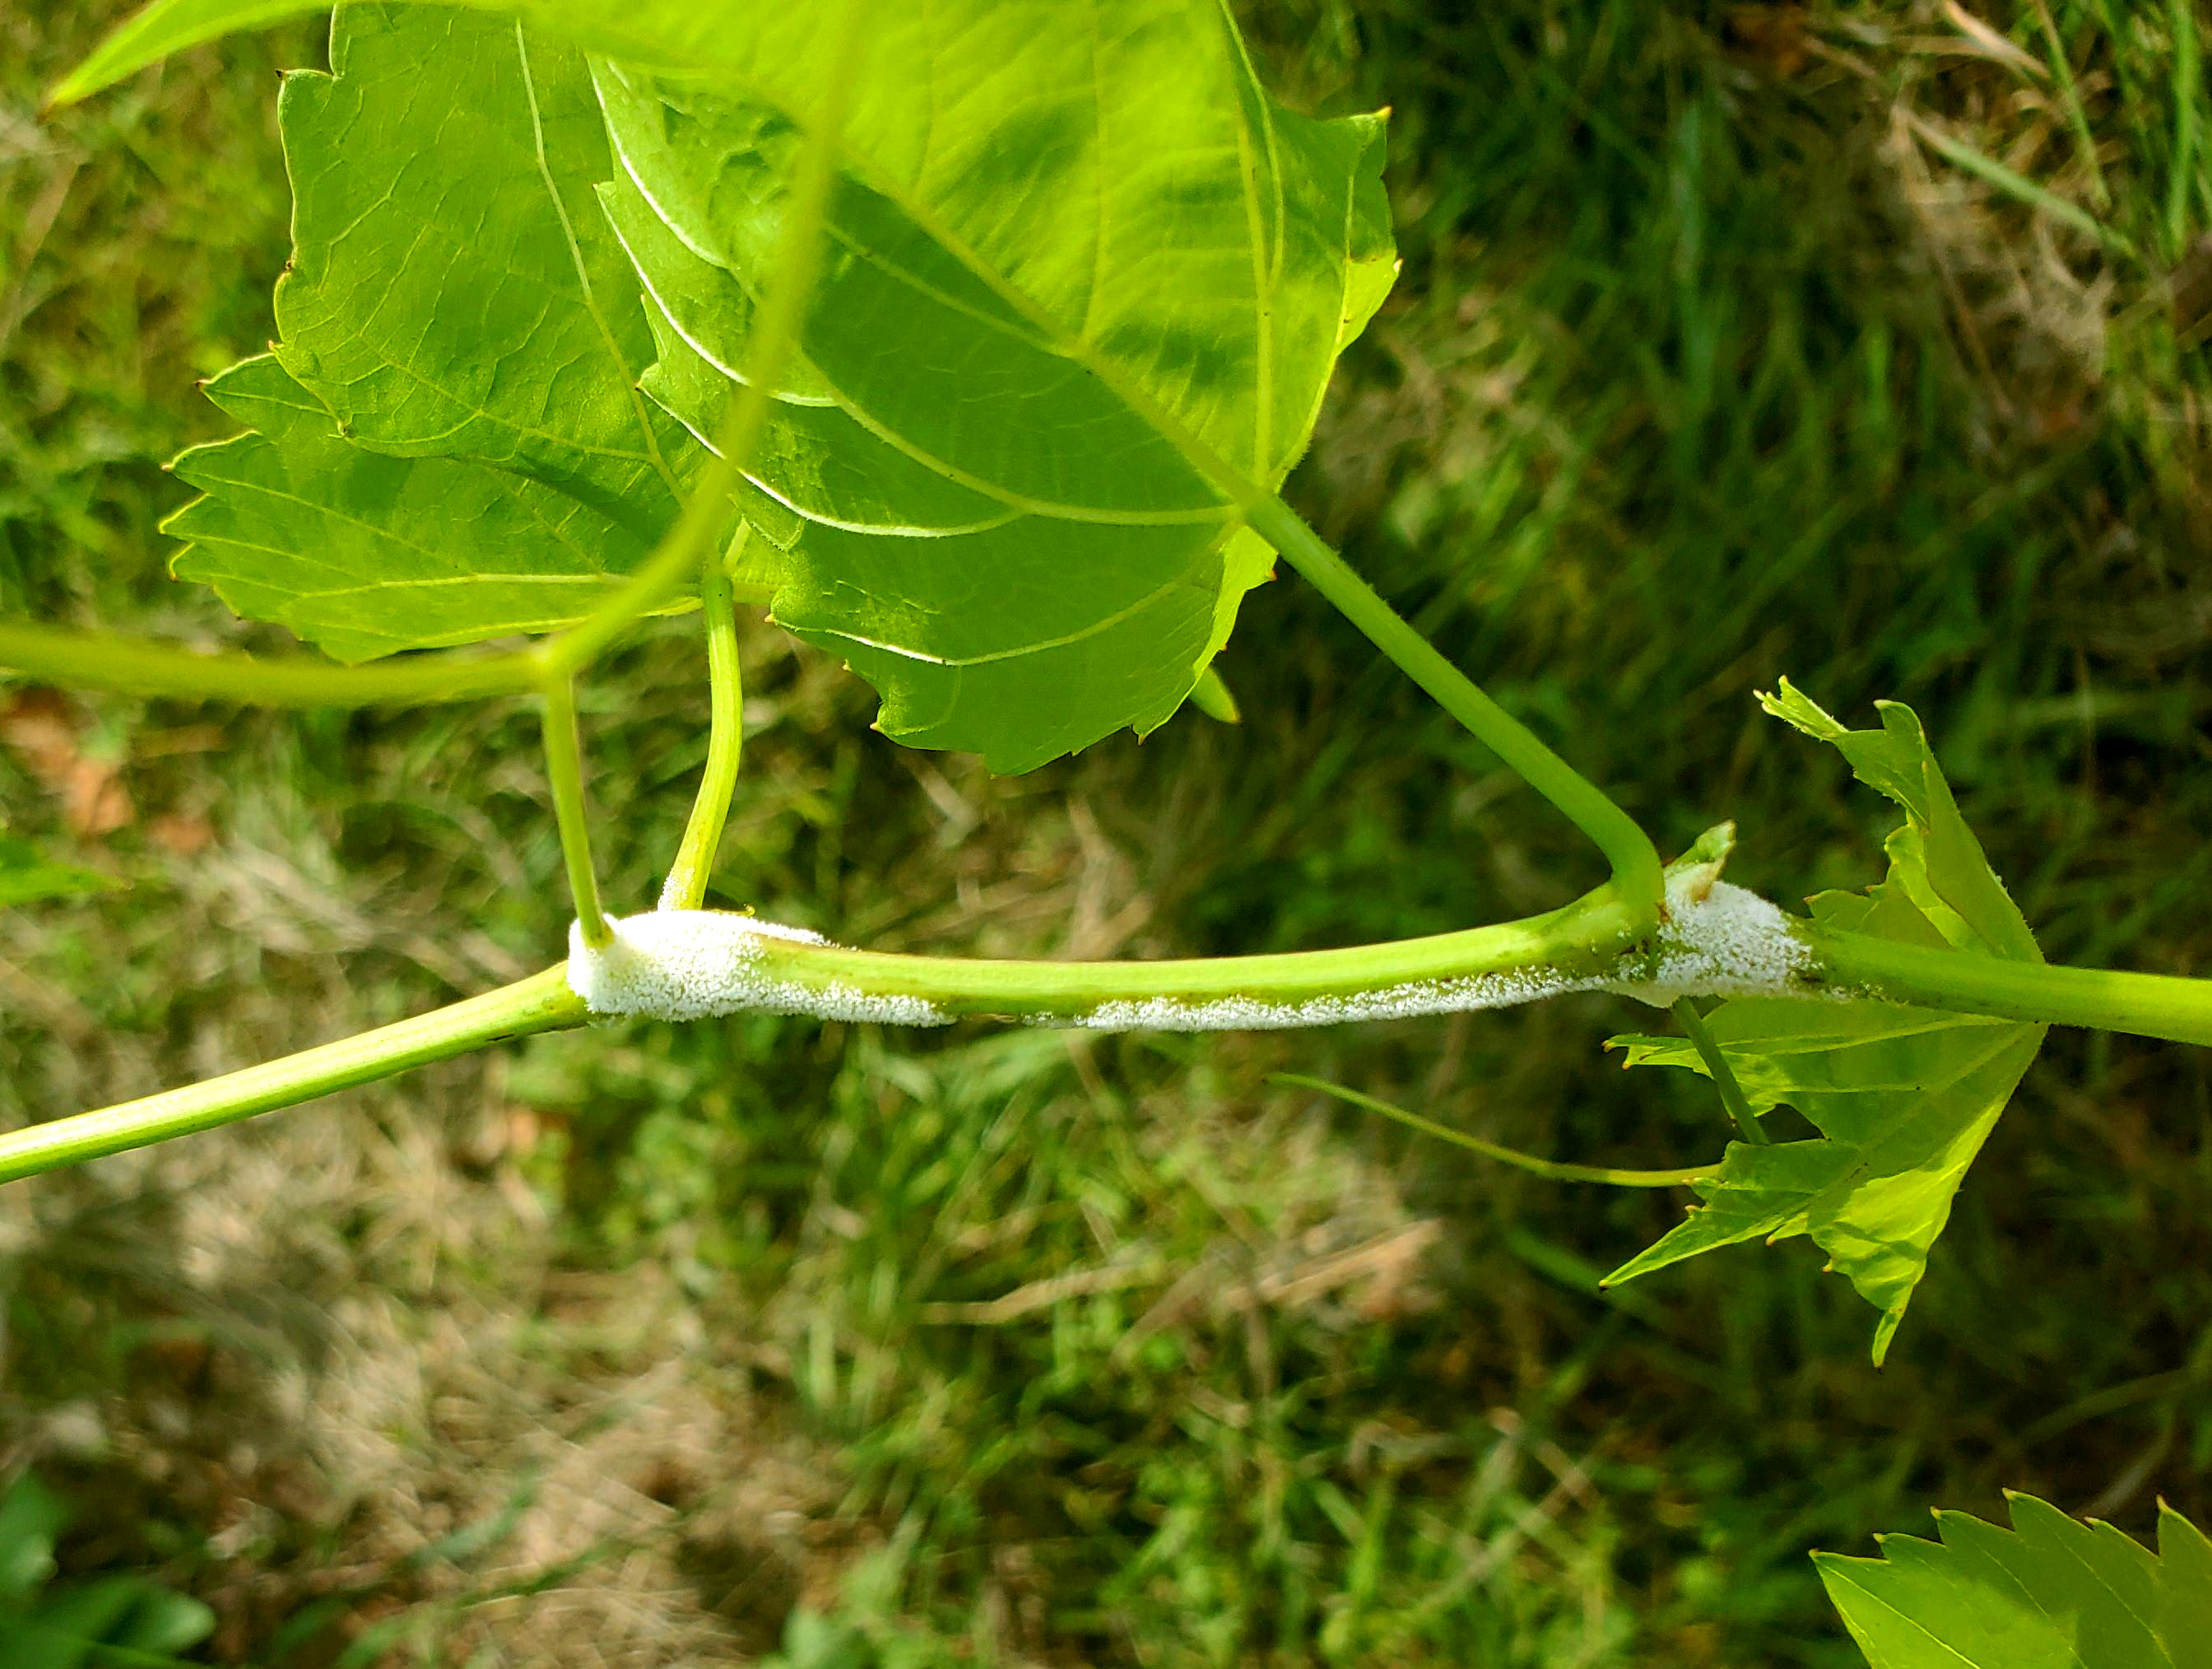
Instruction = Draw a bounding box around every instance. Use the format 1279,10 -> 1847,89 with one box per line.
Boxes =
1817,1493 -> 2212,1669
1606,682 -> 2045,1361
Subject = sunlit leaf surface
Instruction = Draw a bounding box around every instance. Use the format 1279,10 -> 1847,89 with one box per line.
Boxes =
95,0 -> 1392,768
1818,1495 -> 2212,1669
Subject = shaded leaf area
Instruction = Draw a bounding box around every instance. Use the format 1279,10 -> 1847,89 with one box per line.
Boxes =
165,5 -> 780,660
0,836 -> 119,908
1817,1494 -> 2212,1669
1606,683 -> 2045,1362
589,1 -> 1393,769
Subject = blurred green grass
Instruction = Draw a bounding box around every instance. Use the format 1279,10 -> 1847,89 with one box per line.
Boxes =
2,2 -> 2208,1665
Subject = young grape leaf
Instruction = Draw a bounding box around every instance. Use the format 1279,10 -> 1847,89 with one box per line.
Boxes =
165,5 -> 784,659
1816,1493 -> 2212,1669
1605,682 -> 2046,1362
0,836 -> 121,908
586,3 -> 1393,769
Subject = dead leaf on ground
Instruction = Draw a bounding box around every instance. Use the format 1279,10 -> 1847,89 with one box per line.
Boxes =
0,689 -> 133,837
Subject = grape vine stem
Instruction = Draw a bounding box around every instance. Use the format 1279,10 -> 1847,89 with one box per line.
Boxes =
9,881 -> 2212,1183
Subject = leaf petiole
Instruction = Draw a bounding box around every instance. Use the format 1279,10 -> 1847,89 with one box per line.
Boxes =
538,673 -> 610,949
659,542 -> 746,911
1669,997 -> 1768,1145
1243,492 -> 1666,927
0,619 -> 541,706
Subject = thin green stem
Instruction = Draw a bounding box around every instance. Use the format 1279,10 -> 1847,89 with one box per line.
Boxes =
732,878 -> 1644,1017
539,674 -> 609,949
0,969 -> 584,1184
1804,927 -> 2212,1048
660,542 -> 746,911
2170,0 -> 2201,260
530,0 -> 863,683
1669,997 -> 1766,1145
1273,1074 -> 1709,1187
1244,493 -> 1666,924
16,874 -> 2212,1185
0,620 -> 538,705
4,878 -> 1651,1185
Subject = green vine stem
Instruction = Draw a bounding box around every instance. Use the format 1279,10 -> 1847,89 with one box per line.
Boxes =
0,969 -> 585,1185
8,876 -> 2212,1184
1806,927 -> 2212,1048
1669,997 -> 1768,1144
660,546 -> 746,911
0,878 -> 1646,1183
1243,493 -> 1667,927
539,674 -> 610,950
0,620 -> 541,705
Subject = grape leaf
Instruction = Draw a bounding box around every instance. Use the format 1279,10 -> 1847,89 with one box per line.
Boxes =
165,5 -> 783,658
67,1 -> 1394,769
271,3 -> 700,527
589,7 -> 1392,769
166,356 -> 680,658
0,836 -> 120,908
1816,1494 -> 2212,1669
1605,682 -> 2045,1362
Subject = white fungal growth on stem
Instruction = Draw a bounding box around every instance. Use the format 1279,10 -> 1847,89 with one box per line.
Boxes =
1605,872 -> 1814,1007
566,911 -> 950,1026
564,868 -> 1814,1030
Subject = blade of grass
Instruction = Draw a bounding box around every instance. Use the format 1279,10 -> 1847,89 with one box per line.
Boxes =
1902,107 -> 2142,262
2030,0 -> 2112,208
2169,0 -> 2202,258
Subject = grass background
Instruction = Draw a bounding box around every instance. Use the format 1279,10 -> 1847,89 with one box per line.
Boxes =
2,0 -> 2209,1663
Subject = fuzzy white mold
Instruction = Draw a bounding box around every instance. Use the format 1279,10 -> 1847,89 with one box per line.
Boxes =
1041,965 -> 1606,1033
1605,874 -> 1812,1007
567,911 -> 949,1026
566,872 -> 1811,1032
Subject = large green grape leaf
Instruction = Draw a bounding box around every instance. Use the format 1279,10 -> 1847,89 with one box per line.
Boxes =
590,7 -> 1392,769
1605,683 -> 2046,1362
66,0 -> 1396,769
1817,1495 -> 2212,1669
164,5 -> 782,658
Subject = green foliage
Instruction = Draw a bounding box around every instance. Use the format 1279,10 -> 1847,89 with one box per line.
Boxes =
151,0 -> 1394,770
0,838 -> 118,908
1606,683 -> 2046,1362
163,6 -> 786,661
1817,1494 -> 2212,1669
16,0 -> 2212,1662
0,1473 -> 213,1668
169,353 -> 686,658
588,5 -> 1391,769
